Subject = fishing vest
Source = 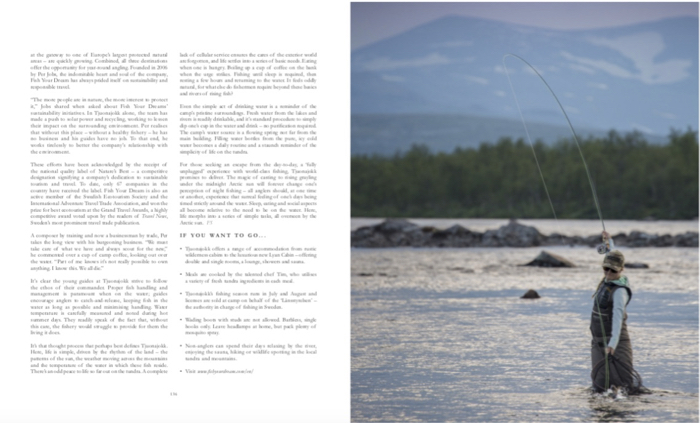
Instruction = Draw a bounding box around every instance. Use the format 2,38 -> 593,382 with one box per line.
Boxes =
590,280 -> 632,340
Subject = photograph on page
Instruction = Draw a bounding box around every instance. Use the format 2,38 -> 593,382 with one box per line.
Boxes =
3,1 -> 350,422
350,2 -> 698,422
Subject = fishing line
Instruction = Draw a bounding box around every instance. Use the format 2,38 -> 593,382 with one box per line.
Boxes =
502,54 -> 606,234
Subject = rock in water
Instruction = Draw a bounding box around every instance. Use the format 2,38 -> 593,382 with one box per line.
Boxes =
521,289 -> 540,299
522,251 -> 576,267
481,219 -> 544,247
351,218 -> 425,248
429,224 -> 482,247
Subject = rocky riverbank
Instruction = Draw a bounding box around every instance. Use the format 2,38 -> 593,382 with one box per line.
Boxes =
351,219 -> 699,248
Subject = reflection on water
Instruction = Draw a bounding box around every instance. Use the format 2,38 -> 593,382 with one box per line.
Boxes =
588,394 -> 641,422
351,232 -> 698,422
587,389 -> 697,422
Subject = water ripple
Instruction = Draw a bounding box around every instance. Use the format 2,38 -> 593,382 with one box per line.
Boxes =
352,246 -> 698,422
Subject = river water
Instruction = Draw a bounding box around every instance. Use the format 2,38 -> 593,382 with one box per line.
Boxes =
351,219 -> 698,422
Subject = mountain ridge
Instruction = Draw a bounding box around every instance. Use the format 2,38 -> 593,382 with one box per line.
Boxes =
351,14 -> 698,154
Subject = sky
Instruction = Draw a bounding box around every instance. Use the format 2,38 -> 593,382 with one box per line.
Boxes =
351,2 -> 699,50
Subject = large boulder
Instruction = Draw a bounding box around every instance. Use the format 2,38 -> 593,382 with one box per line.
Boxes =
481,219 -> 544,247
522,251 -> 576,267
673,231 -> 699,247
351,218 -> 428,247
428,224 -> 482,247
351,219 -> 699,249
623,231 -> 672,247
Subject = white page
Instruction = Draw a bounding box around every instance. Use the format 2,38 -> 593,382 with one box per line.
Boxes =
1,1 -> 350,422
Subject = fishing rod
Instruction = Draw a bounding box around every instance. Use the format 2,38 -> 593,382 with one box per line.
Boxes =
503,54 -> 626,393
502,54 -> 611,254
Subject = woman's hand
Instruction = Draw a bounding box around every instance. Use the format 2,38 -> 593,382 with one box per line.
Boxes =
606,347 -> 615,355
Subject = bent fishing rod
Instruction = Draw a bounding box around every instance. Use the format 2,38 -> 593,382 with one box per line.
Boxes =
502,54 -> 611,254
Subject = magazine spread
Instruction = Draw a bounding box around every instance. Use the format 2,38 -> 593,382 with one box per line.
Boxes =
2,1 -> 350,422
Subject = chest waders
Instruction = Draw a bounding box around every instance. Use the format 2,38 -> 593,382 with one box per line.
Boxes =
590,281 -> 644,393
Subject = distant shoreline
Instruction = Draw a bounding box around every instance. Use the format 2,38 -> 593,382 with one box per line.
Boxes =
351,217 -> 699,237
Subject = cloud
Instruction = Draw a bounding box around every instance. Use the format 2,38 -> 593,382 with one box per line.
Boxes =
654,110 -> 677,120
630,123 -> 655,134
562,32 -> 693,84
464,75 -> 489,85
494,90 -> 507,97
381,74 -> 406,83
568,63 -> 596,75
358,53 -> 452,71
564,105 -> 580,114
587,82 -> 608,90
561,51 -> 633,78
430,40 -> 474,48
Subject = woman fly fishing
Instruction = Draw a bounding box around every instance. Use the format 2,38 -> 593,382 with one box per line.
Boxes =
590,231 -> 648,395
503,54 -> 651,395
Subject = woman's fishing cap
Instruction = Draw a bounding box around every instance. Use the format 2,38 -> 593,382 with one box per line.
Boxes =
603,250 -> 625,271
